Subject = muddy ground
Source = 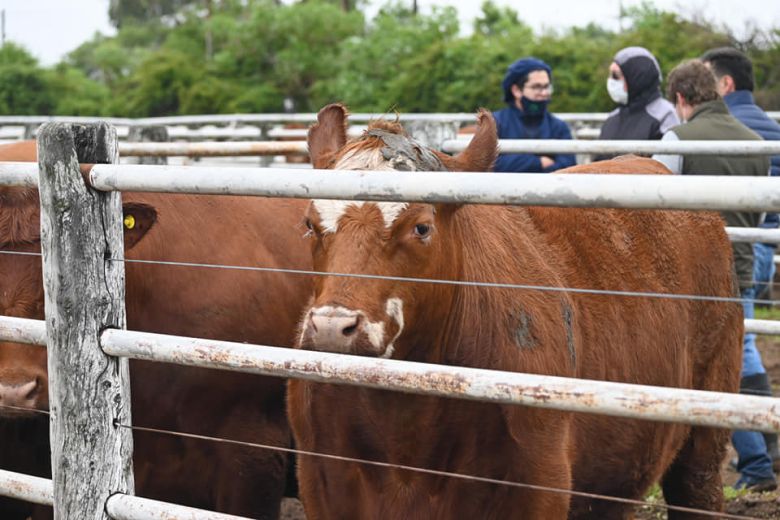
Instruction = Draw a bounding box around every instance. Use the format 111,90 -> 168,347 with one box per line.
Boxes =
281,332 -> 780,520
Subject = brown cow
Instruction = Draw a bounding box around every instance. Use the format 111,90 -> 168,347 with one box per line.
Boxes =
288,104 -> 742,519
0,140 -> 311,519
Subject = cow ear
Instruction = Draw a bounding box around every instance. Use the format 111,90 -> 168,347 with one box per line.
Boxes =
437,109 -> 498,172
308,104 -> 349,169
122,203 -> 157,250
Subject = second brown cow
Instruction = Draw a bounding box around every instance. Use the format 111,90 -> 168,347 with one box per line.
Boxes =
0,140 -> 311,519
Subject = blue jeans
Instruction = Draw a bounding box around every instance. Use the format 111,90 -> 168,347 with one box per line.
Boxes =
741,285 -> 765,378
753,242 -> 777,300
732,286 -> 774,483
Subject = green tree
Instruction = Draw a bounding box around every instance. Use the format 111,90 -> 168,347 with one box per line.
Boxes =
0,43 -> 55,115
46,65 -> 111,116
117,48 -> 201,116
311,4 -> 459,111
109,0 -> 195,28
20,0 -> 780,116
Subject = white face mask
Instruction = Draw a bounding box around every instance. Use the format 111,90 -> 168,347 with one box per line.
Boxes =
607,78 -> 628,105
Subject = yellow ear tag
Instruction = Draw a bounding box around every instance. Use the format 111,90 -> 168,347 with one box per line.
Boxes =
124,215 -> 136,230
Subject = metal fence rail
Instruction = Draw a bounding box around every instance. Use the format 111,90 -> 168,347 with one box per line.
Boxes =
116,139 -> 780,158
0,469 -> 251,520
0,470 -> 53,506
82,164 -> 780,212
105,494 -> 252,520
443,139 -> 780,155
118,141 -> 308,157
99,328 -> 780,433
2,112 -> 779,127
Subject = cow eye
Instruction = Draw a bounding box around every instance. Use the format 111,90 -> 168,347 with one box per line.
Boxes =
303,217 -> 317,237
413,223 -> 431,238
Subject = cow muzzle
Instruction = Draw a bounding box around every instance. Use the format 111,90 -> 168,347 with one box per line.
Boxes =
299,299 -> 404,358
0,374 -> 48,417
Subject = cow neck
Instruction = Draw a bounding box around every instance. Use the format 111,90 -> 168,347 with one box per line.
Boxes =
0,188 -> 41,248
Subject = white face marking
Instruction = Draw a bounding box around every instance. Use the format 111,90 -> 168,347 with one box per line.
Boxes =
363,320 -> 386,351
310,148 -> 413,234
380,297 -> 405,359
312,200 -> 409,234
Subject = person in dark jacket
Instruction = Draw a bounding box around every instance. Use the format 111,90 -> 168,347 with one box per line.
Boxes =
653,59 -> 776,491
702,46 -> 780,471
596,47 -> 678,160
493,57 -> 575,173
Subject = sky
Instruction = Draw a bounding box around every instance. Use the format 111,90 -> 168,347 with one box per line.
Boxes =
0,0 -> 778,66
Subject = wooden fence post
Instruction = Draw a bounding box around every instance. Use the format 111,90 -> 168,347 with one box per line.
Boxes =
127,125 -> 169,165
258,123 -> 273,166
23,123 -> 38,140
37,122 -> 134,519
402,120 -> 459,151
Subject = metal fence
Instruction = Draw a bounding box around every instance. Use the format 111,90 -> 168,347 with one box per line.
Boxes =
1,112 -> 778,148
1,122 -> 780,519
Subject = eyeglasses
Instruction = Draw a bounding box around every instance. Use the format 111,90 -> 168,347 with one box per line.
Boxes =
524,83 -> 554,94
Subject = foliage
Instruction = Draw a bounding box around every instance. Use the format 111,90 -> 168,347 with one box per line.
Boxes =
46,65 -> 112,116
311,3 -> 460,112
3,1 -> 780,117
0,44 -> 55,115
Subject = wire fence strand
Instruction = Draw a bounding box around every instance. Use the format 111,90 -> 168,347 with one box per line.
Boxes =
0,402 -> 764,519
116,422 -> 761,520
1,248 -> 777,306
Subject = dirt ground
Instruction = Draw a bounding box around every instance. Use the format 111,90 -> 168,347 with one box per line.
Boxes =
281,335 -> 780,520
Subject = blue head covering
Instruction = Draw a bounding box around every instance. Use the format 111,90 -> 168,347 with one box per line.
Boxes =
502,57 -> 552,103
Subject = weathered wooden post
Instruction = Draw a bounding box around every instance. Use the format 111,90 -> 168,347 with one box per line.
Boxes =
402,120 -> 459,151
37,122 -> 134,519
127,125 -> 169,165
257,123 -> 273,166
23,123 -> 38,140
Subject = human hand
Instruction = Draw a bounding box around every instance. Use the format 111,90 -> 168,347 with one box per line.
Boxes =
540,156 -> 555,169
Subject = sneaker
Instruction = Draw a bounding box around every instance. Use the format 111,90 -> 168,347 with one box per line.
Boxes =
735,474 -> 778,492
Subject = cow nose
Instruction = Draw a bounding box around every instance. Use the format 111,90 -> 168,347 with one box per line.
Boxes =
305,308 -> 363,351
0,377 -> 40,410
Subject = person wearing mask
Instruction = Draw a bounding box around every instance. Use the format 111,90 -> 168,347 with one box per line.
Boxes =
493,57 -> 575,173
596,47 -> 678,160
701,46 -> 780,471
653,59 -> 776,491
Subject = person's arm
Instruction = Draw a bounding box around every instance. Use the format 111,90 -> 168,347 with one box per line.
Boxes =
658,108 -> 680,135
544,120 -> 576,172
651,131 -> 683,174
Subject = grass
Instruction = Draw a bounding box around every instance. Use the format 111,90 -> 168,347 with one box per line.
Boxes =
754,305 -> 780,321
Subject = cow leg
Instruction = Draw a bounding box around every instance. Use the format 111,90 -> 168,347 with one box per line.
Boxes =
214,442 -> 287,519
661,425 -> 727,519
503,409 -> 572,519
30,504 -> 53,520
212,402 -> 290,519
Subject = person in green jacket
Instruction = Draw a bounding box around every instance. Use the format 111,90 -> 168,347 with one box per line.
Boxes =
653,59 -> 776,491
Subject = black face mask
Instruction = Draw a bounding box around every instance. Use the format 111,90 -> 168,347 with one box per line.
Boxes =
520,97 -> 548,118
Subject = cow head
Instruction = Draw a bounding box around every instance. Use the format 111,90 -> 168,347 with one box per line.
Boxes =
0,140 -> 159,418
298,104 -> 497,359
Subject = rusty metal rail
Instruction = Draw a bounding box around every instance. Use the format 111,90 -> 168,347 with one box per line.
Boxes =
0,469 -> 53,506
100,328 -> 780,433
118,141 -> 308,157
105,494 -> 252,520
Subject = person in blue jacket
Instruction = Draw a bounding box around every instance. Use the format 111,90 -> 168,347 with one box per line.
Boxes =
493,57 -> 576,173
702,47 -> 780,478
